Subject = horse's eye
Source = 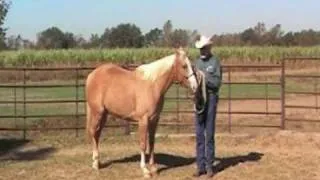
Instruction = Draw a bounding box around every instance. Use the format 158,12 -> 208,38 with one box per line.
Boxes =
183,64 -> 187,69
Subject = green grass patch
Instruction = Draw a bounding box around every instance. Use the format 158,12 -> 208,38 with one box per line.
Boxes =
0,78 -> 308,123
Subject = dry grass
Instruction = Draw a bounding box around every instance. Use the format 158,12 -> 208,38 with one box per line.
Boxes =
0,130 -> 320,180
0,63 -> 319,179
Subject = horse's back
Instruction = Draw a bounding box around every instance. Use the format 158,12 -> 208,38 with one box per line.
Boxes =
85,63 -> 143,116
86,63 -> 133,85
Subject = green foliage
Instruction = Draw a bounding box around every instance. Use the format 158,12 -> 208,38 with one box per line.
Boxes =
37,27 -> 77,49
0,0 -> 10,50
214,22 -> 320,46
144,28 -> 163,47
170,29 -> 189,47
1,46 -> 320,67
108,23 -> 144,48
5,19 -> 320,50
163,20 -> 173,47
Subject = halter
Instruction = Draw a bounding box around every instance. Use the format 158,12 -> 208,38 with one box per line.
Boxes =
185,70 -> 196,79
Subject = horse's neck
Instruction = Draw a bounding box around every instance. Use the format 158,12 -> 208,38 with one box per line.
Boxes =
152,66 -> 174,97
136,55 -> 176,96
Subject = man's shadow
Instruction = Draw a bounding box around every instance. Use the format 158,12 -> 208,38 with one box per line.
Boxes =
100,152 -> 264,174
214,152 -> 264,174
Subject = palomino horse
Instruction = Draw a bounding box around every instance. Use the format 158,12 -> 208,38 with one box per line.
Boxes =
85,48 -> 199,178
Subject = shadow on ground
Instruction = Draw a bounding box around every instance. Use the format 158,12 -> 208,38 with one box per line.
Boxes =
214,152 -> 264,174
0,138 -> 56,161
0,139 -> 30,156
100,151 -> 264,174
101,153 -> 195,172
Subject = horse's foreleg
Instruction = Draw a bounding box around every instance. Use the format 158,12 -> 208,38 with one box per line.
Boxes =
139,116 -> 151,178
148,116 -> 159,175
89,110 -> 107,170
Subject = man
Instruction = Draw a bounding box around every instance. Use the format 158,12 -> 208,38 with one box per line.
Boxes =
193,35 -> 222,178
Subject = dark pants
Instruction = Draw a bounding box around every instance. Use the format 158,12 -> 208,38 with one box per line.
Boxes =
194,93 -> 218,172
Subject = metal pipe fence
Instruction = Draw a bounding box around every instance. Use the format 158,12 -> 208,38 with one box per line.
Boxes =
0,57 -> 319,139
282,57 -> 320,127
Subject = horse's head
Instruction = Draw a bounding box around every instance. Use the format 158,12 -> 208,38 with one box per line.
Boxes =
172,47 -> 199,93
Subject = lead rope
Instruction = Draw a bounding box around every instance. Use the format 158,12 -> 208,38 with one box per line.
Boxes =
194,70 -> 207,114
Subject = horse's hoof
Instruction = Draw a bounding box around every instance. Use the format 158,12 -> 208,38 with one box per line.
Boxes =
142,167 -> 151,178
92,161 -> 100,170
150,166 -> 158,175
143,173 -> 152,179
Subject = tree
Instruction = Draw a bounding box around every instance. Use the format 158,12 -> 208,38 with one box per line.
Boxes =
6,34 -> 22,49
254,22 -> 266,37
241,28 -> 258,45
100,28 -> 111,48
170,29 -> 189,47
36,27 -> 66,49
0,0 -> 11,50
144,28 -> 163,47
253,22 -> 266,45
163,20 -> 173,46
281,32 -> 296,46
295,29 -> 319,46
263,24 -> 283,45
86,33 -> 101,48
187,30 -> 200,47
62,32 -> 76,49
74,35 -> 87,48
108,23 -> 144,48
22,39 -> 35,49
36,27 -> 78,49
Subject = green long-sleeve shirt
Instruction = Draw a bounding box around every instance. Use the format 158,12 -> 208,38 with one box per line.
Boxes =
195,55 -> 222,94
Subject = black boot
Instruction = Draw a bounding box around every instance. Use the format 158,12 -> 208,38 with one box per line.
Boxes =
206,168 -> 215,178
192,170 -> 206,177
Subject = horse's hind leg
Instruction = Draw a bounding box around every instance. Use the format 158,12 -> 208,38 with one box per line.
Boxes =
89,109 -> 107,170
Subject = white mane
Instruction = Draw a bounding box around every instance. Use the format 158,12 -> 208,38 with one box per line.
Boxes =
136,54 -> 176,82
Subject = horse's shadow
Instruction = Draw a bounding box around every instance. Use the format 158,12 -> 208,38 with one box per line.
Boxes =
0,138 -> 56,161
100,152 -> 264,174
0,139 -> 29,157
101,153 -> 194,173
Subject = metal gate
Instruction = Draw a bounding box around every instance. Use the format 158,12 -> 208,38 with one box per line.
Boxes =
283,57 -> 320,128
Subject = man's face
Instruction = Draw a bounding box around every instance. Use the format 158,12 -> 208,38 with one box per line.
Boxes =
199,45 -> 211,58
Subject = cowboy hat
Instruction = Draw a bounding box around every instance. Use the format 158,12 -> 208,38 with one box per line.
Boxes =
195,35 -> 213,49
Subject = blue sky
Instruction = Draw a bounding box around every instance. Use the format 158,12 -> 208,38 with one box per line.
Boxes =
4,0 -> 320,41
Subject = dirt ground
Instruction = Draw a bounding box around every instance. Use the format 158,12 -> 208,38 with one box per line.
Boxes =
0,130 -> 320,180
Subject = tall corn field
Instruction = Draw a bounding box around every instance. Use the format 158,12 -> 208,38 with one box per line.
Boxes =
0,46 -> 320,67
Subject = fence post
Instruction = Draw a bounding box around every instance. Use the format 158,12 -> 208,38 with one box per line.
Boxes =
280,59 -> 286,129
265,77 -> 269,116
315,78 -> 318,113
14,70 -> 17,128
124,121 -> 130,135
176,84 -> 180,133
23,69 -> 27,139
228,68 -> 231,133
75,68 -> 79,137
